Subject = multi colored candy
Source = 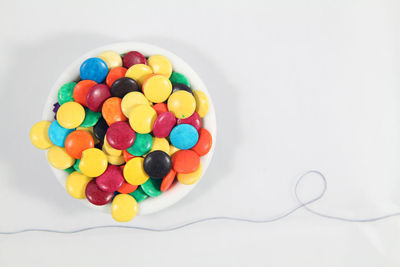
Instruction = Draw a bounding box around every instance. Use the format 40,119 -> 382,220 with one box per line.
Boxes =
30,49 -> 213,222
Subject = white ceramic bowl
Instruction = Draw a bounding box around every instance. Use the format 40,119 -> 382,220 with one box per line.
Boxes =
42,42 -> 216,215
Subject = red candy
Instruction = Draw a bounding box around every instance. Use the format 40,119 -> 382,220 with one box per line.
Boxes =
153,111 -> 176,138
123,150 -> 135,162
152,103 -> 168,115
118,181 -> 138,194
85,180 -> 114,206
86,84 -> 111,112
96,165 -> 124,192
160,169 -> 176,192
172,150 -> 200,173
106,67 -> 127,87
123,51 -> 148,68
106,121 -> 135,150
177,111 -> 201,131
191,128 -> 212,156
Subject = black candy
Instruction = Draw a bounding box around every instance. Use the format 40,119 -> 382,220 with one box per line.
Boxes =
143,150 -> 172,179
110,77 -> 139,98
93,117 -> 109,141
172,83 -> 193,94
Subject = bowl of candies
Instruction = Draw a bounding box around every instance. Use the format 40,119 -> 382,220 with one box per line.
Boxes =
29,42 -> 216,222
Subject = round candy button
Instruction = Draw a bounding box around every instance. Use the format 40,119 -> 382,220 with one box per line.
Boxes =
142,75 -> 172,103
111,194 -> 138,222
80,108 -> 101,128
65,171 -> 92,199
122,149 -> 135,162
73,80 -> 97,107
125,64 -> 153,85
105,153 -> 125,165
121,92 -> 151,117
127,133 -> 153,156
98,50 -> 122,69
85,180 -> 114,206
170,124 -> 199,150
48,120 -> 74,147
96,165 -> 124,192
123,51 -> 147,68
118,180 -> 138,194
103,136 -> 122,156
86,84 -> 111,112
167,90 -> 196,119
47,146 -> 75,170
79,148 -> 108,177
177,163 -> 203,185
193,90 -> 210,118
169,72 -> 190,87
172,150 -> 200,173
143,150 -> 172,179
191,128 -> 212,156
80,57 -> 109,83
141,178 -> 162,197
106,121 -> 135,150
57,102 -> 85,129
129,187 -> 149,202
177,111 -> 201,131
152,103 -> 168,115
106,67 -> 127,87
102,97 -> 127,126
110,77 -> 139,98
64,130 -> 95,159
30,121 -> 53,149
93,117 -> 108,142
172,83 -> 193,94
148,55 -> 172,78
149,137 -> 170,154
128,105 -> 157,134
58,82 -> 76,105
123,157 -> 149,185
160,169 -> 176,192
153,111 -> 176,138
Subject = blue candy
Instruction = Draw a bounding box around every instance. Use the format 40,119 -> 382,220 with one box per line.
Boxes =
170,124 -> 199,150
80,57 -> 109,83
48,120 -> 74,147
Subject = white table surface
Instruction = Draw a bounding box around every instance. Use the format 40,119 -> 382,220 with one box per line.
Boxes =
1,0 -> 400,266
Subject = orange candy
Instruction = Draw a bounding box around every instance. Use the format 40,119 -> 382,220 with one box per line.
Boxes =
160,169 -> 176,192
123,150 -> 135,162
191,128 -> 212,156
65,130 -> 95,159
118,181 -> 138,194
73,80 -> 97,107
106,67 -> 127,87
172,150 -> 200,173
152,103 -> 168,115
102,97 -> 127,126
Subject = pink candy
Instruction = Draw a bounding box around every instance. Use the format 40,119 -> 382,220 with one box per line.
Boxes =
86,84 -> 111,112
153,112 -> 176,138
106,121 -> 135,150
96,165 -> 124,192
177,112 -> 201,131
85,180 -> 114,205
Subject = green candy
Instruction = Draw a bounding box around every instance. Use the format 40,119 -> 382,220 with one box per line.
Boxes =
58,82 -> 76,105
80,108 -> 101,128
169,72 -> 190,87
127,133 -> 153,156
141,178 -> 162,197
129,187 -> 149,202
73,159 -> 81,172
64,166 -> 75,174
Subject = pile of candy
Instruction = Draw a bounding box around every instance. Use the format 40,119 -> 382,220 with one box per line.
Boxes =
29,50 -> 212,222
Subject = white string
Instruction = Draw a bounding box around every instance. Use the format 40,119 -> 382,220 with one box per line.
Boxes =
1,170 -> 399,234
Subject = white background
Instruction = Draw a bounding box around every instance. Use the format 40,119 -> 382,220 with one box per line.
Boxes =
1,0 -> 400,266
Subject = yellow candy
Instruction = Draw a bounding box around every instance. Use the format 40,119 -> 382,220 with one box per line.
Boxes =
167,90 -> 196,119
148,55 -> 172,78
47,146 -> 75,170
121,92 -> 151,117
103,136 -> 122,156
79,148 -> 108,177
150,137 -> 170,154
193,90 -> 210,118
57,102 -> 85,129
177,163 -> 203,185
106,153 -> 125,165
125,64 -> 153,85
123,157 -> 149,185
128,105 -> 157,134
169,145 -> 180,156
30,121 -> 53,149
111,194 -> 138,222
77,126 -> 100,144
65,171 -> 92,199
98,51 -> 122,69
142,75 -> 172,103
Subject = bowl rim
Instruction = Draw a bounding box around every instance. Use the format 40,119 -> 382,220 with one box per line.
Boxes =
42,42 -> 217,216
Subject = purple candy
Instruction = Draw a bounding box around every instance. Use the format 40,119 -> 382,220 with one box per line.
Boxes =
53,102 -> 60,119
153,112 -> 176,138
86,84 -> 111,112
106,121 -> 135,150
177,112 -> 201,131
96,165 -> 124,193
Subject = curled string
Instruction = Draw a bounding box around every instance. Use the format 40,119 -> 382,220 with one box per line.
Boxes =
1,170 -> 400,234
